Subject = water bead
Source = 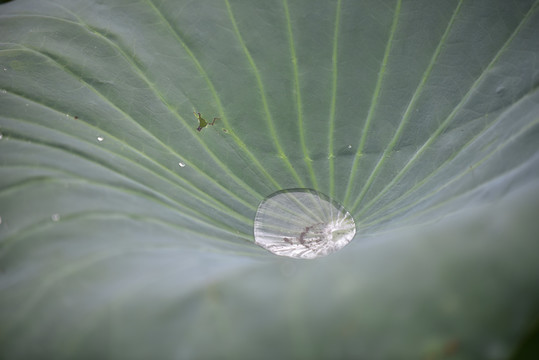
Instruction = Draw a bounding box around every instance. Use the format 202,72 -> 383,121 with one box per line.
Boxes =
254,189 -> 356,259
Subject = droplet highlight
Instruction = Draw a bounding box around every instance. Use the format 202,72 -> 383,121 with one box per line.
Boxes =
97,136 -> 104,142
178,162 -> 186,167
254,189 -> 356,259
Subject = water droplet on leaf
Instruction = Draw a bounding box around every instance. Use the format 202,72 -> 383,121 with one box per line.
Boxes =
178,162 -> 186,167
97,136 -> 104,142
254,189 -> 356,259
51,213 -> 60,222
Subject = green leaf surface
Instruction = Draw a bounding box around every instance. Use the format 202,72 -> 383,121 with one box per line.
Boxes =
1,0 -> 539,358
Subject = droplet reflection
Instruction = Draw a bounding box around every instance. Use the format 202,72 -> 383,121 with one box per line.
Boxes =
254,189 -> 356,259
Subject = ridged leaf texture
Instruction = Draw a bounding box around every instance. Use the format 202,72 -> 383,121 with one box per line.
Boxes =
1,0 -> 539,358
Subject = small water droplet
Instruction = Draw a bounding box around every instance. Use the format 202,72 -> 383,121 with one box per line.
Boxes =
178,162 -> 186,167
97,136 -> 104,142
495,86 -> 505,95
51,213 -> 60,222
347,145 -> 352,149
0,132 -> 3,140
3,67 -> 6,71
254,189 -> 356,259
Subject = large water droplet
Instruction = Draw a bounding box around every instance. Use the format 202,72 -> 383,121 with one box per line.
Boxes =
254,189 -> 356,259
